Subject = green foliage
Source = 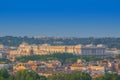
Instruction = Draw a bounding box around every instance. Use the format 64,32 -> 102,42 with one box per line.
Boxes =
48,71 -> 92,80
0,58 -> 11,64
94,73 -> 120,80
0,69 -> 47,80
116,54 -> 120,59
14,70 -> 40,80
0,68 -> 10,78
81,56 -> 103,62
0,69 -> 120,80
16,53 -> 79,64
0,68 -> 10,80
16,53 -> 103,63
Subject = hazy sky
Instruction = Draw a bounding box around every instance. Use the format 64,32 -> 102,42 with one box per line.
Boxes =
0,0 -> 120,37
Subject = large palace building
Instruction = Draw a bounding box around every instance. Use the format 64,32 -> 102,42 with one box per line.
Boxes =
9,42 -> 106,56
10,42 -> 82,56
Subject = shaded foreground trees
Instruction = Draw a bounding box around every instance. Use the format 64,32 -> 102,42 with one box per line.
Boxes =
0,69 -> 9,79
0,69 -> 92,80
94,73 -> 120,80
0,69 -> 120,80
0,69 -> 47,80
48,71 -> 92,80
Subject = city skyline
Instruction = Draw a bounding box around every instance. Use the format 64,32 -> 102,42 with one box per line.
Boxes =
0,0 -> 120,37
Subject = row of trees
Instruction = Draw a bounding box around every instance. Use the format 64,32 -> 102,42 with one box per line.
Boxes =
16,53 -> 103,63
0,69 -> 120,80
16,53 -> 79,64
1,36 -> 120,49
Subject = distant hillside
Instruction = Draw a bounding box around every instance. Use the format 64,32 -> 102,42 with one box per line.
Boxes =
0,36 -> 120,49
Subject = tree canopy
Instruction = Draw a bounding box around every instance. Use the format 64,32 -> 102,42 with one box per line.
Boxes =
16,53 -> 103,63
48,71 -> 92,80
0,69 -> 119,80
94,73 -> 120,80
0,69 -> 47,80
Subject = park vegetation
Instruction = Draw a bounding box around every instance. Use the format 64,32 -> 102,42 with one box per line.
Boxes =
16,53 -> 103,63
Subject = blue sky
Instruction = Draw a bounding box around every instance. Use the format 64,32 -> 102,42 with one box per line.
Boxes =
0,0 -> 120,37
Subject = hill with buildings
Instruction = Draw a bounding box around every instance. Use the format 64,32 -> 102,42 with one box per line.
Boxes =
0,36 -> 120,49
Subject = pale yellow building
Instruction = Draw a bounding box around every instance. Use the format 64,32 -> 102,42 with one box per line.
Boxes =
89,65 -> 105,71
70,64 -> 86,71
9,42 -> 82,56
